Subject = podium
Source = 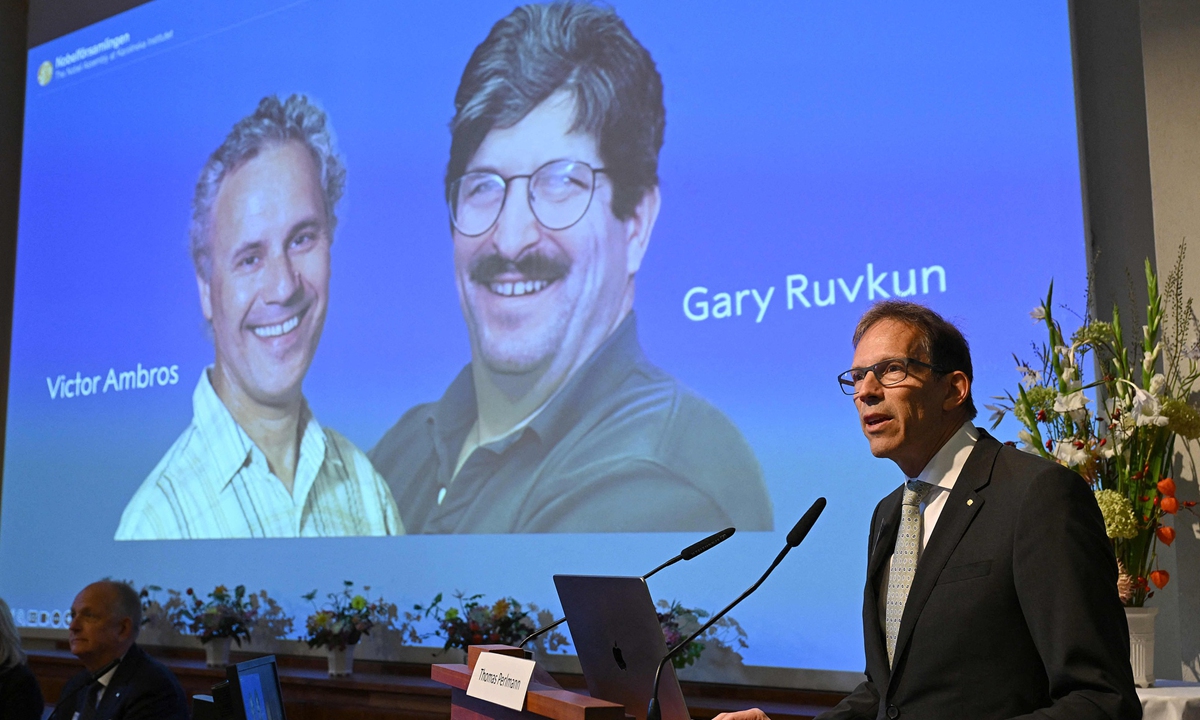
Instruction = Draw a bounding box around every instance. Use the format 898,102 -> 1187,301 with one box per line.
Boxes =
431,645 -> 629,720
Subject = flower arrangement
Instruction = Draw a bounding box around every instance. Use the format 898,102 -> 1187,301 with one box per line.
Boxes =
412,592 -> 567,653
141,584 -> 293,644
989,252 -> 1200,606
302,581 -> 397,651
656,600 -> 748,669
161,585 -> 260,645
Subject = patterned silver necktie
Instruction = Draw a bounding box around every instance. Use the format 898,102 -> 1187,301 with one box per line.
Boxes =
885,479 -> 936,665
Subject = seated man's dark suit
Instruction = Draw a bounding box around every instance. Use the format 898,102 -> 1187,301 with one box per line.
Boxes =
48,644 -> 188,720
822,431 -> 1141,720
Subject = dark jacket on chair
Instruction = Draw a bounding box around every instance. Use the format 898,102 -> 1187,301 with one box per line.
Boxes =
48,644 -> 187,720
820,431 -> 1141,720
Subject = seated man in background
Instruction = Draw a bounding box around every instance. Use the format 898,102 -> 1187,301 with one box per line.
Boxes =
371,2 -> 773,534
116,94 -> 402,540
50,581 -> 187,720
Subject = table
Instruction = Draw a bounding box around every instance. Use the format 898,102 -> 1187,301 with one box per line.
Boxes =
1139,681 -> 1200,720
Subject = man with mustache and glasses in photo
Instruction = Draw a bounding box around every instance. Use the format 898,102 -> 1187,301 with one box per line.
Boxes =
116,95 -> 402,540
369,2 -> 772,533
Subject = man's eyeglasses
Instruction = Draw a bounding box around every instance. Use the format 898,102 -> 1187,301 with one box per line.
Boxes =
837,357 -> 944,395
448,159 -> 608,237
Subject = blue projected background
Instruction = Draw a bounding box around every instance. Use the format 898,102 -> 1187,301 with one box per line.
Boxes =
2,0 -> 1085,674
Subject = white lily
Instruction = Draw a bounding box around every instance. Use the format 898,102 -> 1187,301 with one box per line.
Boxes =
1017,430 -> 1038,453
1053,391 -> 1090,424
1062,366 -> 1081,387
1030,306 -> 1046,321
1130,386 -> 1169,427
1053,440 -> 1089,467
1142,343 -> 1162,378
1015,364 -> 1041,389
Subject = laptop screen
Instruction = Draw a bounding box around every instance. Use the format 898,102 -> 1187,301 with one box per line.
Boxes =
554,575 -> 689,720
228,655 -> 286,720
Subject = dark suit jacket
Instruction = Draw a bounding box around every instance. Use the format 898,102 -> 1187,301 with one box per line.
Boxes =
0,661 -> 44,720
48,644 -> 188,720
820,431 -> 1141,720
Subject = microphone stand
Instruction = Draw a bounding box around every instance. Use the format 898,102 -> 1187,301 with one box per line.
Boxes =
518,527 -> 735,650
646,498 -> 826,720
645,546 -> 791,720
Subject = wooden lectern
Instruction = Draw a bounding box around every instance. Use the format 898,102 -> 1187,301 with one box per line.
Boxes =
432,645 -> 628,720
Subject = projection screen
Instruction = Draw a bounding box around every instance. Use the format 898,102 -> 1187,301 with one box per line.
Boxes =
1,0 -> 1086,674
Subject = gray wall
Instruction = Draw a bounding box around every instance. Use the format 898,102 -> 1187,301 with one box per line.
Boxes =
1141,0 -> 1200,682
1073,0 -> 1200,681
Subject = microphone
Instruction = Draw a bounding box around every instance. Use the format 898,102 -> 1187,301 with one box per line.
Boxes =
517,527 -> 736,649
645,498 -> 826,720
643,526 -> 736,579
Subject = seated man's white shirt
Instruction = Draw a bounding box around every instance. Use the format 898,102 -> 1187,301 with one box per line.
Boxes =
89,658 -> 121,708
115,370 -> 403,539
877,421 -> 978,620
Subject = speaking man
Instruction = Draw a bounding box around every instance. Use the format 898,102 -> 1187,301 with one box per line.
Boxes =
716,301 -> 1140,719
116,95 -> 402,539
49,581 -> 188,720
370,2 -> 772,533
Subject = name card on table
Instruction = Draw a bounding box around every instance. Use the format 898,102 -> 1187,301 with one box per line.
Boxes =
467,650 -> 537,711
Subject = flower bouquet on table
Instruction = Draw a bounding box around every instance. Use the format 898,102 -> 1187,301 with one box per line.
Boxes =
656,600 -> 748,670
412,591 -> 568,654
302,581 -> 397,675
989,254 -> 1200,606
163,584 -> 258,666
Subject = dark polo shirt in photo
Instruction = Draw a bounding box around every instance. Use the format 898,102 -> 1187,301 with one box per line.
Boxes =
370,315 -> 774,534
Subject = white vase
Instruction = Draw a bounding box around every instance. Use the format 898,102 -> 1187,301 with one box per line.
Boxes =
205,636 -> 233,667
1126,606 -> 1158,688
328,644 -> 356,676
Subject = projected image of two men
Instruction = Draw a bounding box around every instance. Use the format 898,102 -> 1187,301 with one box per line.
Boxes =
115,2 -> 773,539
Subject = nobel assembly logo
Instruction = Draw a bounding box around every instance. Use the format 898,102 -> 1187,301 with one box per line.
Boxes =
37,61 -> 52,86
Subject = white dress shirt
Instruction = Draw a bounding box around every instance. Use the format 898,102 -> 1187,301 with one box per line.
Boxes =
115,370 -> 403,539
878,422 -> 979,621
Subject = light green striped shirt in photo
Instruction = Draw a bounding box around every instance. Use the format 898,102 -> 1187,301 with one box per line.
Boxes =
115,370 -> 403,540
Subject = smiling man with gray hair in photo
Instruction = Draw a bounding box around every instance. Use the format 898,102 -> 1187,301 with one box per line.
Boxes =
116,94 -> 401,540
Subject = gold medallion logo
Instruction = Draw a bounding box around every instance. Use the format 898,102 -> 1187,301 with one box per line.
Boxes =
37,61 -> 53,86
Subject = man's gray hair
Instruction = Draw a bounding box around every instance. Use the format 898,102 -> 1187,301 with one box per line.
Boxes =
190,94 -> 345,280
0,597 -> 26,669
448,2 -> 665,221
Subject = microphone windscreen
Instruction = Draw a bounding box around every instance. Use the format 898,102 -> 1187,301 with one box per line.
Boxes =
681,527 -> 735,560
786,497 -> 827,547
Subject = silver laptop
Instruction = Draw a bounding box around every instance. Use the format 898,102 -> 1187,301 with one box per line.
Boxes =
553,575 -> 690,720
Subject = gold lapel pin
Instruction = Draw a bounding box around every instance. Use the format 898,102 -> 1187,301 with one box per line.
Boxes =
967,499 -> 974,506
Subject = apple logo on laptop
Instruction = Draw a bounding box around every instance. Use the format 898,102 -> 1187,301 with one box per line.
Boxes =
612,643 -> 627,671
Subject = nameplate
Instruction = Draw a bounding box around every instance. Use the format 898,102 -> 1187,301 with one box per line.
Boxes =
466,650 -> 536,711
